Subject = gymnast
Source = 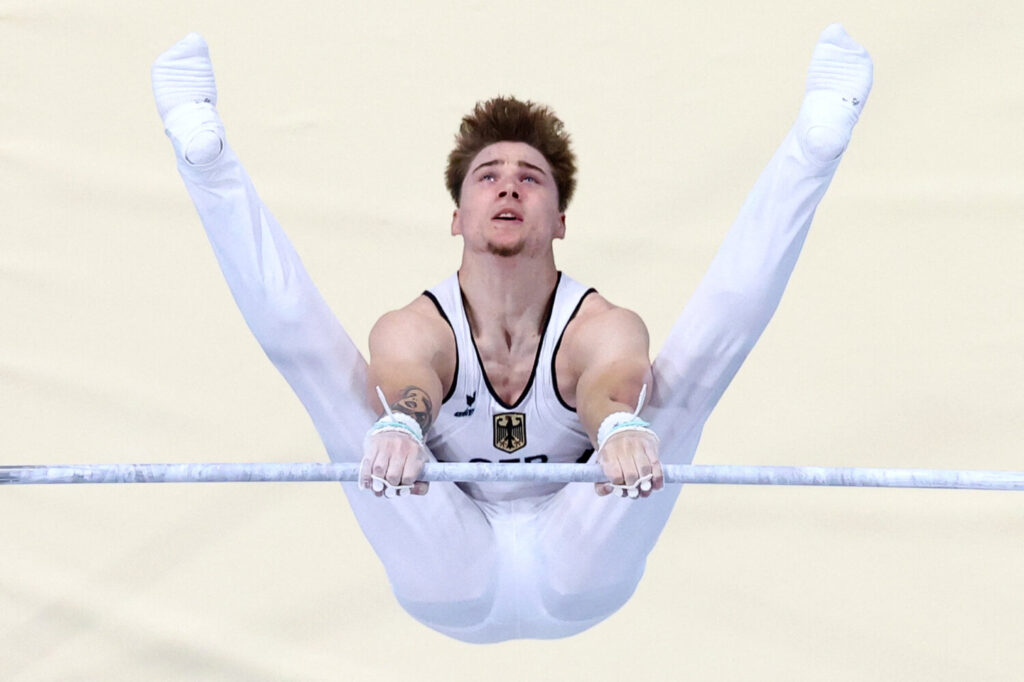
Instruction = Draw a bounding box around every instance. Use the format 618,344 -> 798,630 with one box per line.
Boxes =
151,24 -> 872,642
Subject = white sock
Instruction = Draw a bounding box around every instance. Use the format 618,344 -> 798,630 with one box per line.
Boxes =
796,24 -> 874,164
152,33 -> 224,166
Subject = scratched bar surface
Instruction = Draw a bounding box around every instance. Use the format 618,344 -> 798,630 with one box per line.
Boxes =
2,463 -> 1024,490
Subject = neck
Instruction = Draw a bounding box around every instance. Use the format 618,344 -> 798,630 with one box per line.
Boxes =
458,251 -> 559,344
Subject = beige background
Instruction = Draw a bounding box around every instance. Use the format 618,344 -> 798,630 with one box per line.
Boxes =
2,1 -> 1022,679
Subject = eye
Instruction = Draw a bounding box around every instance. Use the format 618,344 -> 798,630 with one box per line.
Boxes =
522,175 -> 539,184
480,173 -> 495,182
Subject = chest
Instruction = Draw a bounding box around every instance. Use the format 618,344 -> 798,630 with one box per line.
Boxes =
470,331 -> 578,407
473,336 -> 540,406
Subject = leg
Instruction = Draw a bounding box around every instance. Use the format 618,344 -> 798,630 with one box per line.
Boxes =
531,430 -> 701,623
654,24 -> 873,444
534,24 -> 873,625
153,35 -> 499,631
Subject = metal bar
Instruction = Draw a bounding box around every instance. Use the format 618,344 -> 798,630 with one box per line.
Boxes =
1,462 -> 1023,490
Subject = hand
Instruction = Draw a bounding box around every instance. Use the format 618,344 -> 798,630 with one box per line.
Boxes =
595,429 -> 663,499
360,430 -> 429,497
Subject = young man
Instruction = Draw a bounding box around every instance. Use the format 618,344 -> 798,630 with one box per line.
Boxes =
152,24 -> 872,642
362,99 -> 660,504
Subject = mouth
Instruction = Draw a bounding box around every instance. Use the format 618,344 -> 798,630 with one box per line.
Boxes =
491,209 -> 523,223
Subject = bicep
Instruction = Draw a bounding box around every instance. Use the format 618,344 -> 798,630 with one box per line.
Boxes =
367,307 -> 454,429
572,307 -> 652,382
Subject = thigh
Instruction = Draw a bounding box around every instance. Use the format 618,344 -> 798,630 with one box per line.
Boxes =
532,427 -> 701,596
339,459 -> 500,616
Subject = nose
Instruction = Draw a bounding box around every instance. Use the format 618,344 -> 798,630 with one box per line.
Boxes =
498,189 -> 520,199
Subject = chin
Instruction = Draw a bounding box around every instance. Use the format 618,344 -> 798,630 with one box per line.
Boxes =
483,240 -> 524,259
486,243 -> 526,258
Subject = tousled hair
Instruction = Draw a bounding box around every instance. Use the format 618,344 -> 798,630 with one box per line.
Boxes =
445,96 -> 577,212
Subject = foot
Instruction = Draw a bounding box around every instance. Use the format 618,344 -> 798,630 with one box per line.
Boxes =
151,33 -> 224,166
797,24 -> 874,164
151,32 -> 218,119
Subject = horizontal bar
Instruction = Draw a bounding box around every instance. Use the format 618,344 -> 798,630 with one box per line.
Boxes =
1,462 -> 1023,490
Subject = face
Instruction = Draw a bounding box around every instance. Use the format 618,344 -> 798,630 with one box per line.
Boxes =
451,141 -> 565,258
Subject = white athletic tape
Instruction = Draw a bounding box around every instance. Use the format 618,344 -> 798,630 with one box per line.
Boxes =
595,384 -> 660,496
608,473 -> 654,498
362,386 -> 425,495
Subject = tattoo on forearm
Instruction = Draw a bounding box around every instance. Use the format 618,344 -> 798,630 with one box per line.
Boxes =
391,386 -> 434,433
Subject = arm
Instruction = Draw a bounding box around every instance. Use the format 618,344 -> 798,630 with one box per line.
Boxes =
361,298 -> 455,495
563,299 -> 661,497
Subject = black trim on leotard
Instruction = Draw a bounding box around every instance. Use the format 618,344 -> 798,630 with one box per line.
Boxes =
550,287 -> 598,413
421,290 -> 459,404
459,272 -> 562,411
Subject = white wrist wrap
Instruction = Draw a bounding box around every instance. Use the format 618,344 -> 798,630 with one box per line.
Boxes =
596,412 -> 650,451
369,411 -> 424,445
595,384 -> 657,451
596,385 -> 659,499
362,387 -> 424,497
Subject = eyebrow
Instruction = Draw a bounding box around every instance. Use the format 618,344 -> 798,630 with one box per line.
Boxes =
470,159 -> 548,176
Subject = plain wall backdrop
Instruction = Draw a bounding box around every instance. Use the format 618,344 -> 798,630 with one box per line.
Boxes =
2,1 -> 1022,679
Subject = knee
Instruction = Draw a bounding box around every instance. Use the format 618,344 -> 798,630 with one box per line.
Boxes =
183,128 -> 224,165
384,548 -> 498,629
394,589 -> 496,630
388,563 -> 498,630
800,125 -> 847,164
538,566 -> 644,622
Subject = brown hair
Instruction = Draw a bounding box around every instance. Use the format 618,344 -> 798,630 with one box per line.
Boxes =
445,96 -> 577,212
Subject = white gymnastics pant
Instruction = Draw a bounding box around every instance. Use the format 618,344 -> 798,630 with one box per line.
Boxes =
164,105 -> 845,643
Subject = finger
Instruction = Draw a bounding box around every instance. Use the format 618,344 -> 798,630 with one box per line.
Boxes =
618,450 -> 639,488
412,481 -> 430,496
634,437 -> 662,496
650,451 -> 664,492
385,449 -> 407,487
359,449 -> 376,491
401,450 -> 424,487
631,446 -> 652,492
618,484 -> 638,499
369,444 -> 390,495
629,442 -> 655,497
595,482 -> 613,496
600,452 -> 625,486
370,443 -> 391,482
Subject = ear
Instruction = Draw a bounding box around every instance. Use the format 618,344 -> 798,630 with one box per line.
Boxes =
451,209 -> 461,236
553,213 -> 566,240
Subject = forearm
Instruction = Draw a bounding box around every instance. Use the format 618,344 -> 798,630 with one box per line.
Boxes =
367,366 -> 443,434
575,361 -> 652,444
366,306 -> 454,436
362,312 -> 452,495
576,360 -> 661,498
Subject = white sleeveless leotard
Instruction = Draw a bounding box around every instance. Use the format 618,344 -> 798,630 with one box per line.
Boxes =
423,272 -> 596,502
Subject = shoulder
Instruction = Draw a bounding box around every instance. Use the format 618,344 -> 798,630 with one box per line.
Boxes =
569,293 -> 649,339
369,295 -> 454,357
563,293 -> 650,363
